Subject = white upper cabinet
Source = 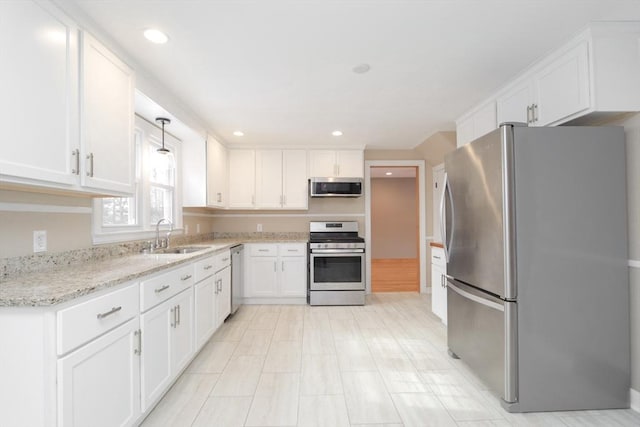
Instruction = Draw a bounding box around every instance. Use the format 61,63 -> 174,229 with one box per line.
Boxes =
80,31 -> 135,195
234,149 -> 308,210
455,101 -> 496,147
255,150 -> 284,208
497,41 -> 590,127
228,149 -> 256,208
282,150 -> 308,209
309,149 -> 363,178
0,1 -> 79,187
206,135 -> 228,207
464,22 -> 640,147
0,1 -> 135,196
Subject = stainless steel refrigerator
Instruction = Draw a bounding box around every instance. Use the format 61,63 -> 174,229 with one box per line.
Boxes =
442,123 -> 630,412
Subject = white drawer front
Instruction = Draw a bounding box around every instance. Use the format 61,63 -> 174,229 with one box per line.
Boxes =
140,264 -> 194,312
250,244 -> 277,257
215,250 -> 231,271
57,283 -> 139,356
279,243 -> 306,257
431,247 -> 446,267
194,256 -> 216,283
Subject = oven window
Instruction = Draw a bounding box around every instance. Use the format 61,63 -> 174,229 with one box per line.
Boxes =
313,256 -> 362,283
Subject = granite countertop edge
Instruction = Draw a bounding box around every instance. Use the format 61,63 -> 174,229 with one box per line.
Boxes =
0,238 -> 308,308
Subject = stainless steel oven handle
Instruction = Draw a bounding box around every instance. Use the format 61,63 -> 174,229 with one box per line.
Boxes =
310,249 -> 364,254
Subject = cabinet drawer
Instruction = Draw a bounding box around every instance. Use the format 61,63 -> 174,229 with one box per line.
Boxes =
140,264 -> 194,312
57,282 -> 139,356
279,243 -> 306,257
250,244 -> 277,257
431,247 -> 446,267
194,256 -> 216,283
215,250 -> 231,270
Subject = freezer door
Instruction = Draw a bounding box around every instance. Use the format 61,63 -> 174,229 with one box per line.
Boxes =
447,278 -> 517,404
444,127 -> 514,298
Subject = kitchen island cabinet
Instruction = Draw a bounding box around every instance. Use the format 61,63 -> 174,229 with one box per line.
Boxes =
431,245 -> 447,324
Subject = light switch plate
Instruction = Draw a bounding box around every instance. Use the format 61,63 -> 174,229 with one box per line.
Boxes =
33,230 -> 47,253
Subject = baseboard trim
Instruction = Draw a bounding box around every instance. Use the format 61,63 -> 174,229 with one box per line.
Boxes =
631,387 -> 640,413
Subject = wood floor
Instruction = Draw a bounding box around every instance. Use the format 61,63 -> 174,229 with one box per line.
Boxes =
139,293 -> 640,426
371,258 -> 419,292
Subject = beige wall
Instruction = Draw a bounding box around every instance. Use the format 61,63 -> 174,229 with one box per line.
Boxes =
210,197 -> 365,233
371,178 -> 418,259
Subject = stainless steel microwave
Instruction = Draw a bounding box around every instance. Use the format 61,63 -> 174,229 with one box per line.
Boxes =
309,177 -> 363,197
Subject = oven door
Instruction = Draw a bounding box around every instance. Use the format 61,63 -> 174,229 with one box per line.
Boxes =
310,249 -> 365,291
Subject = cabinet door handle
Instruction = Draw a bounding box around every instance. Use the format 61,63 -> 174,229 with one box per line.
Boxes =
170,307 -> 176,327
181,274 -> 192,281
218,279 -> 222,293
274,261 -> 277,272
533,103 -> 538,122
134,329 -> 142,355
433,255 -> 441,260
526,105 -> 532,124
441,274 -> 447,288
258,249 -> 269,252
96,306 -> 122,319
217,192 -> 222,203
155,284 -> 170,293
71,149 -> 80,175
287,249 -> 298,252
222,257 -> 229,262
282,261 -> 285,272
204,265 -> 213,270
86,153 -> 94,177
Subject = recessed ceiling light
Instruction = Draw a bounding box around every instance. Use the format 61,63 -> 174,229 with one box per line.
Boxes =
144,28 -> 169,44
332,130 -> 343,137
233,131 -> 244,137
352,63 -> 371,74
385,172 -> 393,176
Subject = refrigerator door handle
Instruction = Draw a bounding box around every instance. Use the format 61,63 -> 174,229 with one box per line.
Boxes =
440,172 -> 454,262
447,278 -> 504,312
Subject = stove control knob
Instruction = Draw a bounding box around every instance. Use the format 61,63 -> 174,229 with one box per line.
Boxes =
324,243 -> 329,248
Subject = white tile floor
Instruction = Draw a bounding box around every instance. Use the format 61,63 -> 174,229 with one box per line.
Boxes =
140,293 -> 640,427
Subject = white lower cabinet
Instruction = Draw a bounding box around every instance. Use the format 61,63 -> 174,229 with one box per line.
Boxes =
244,243 -> 307,302
0,247 -> 234,427
431,247 -> 447,324
215,265 -> 232,327
57,317 -> 141,427
194,276 -> 216,350
140,288 -> 194,411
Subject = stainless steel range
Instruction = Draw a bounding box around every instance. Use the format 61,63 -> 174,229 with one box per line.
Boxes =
308,221 -> 365,306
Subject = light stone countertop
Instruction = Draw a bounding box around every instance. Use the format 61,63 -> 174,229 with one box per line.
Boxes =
0,238 -> 308,307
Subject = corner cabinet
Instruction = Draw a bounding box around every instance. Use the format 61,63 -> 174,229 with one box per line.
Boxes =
309,150 -> 364,178
0,0 -> 135,196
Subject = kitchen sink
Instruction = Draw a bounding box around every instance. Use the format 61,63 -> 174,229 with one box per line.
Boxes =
153,246 -> 209,254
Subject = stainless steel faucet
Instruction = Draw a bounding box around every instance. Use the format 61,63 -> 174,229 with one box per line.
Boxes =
155,218 -> 173,249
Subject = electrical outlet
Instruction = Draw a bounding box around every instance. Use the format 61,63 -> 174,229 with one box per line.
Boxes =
196,223 -> 201,233
185,224 -> 189,235
33,230 -> 47,253
257,223 -> 263,232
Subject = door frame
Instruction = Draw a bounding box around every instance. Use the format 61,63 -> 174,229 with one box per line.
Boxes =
365,160 -> 427,293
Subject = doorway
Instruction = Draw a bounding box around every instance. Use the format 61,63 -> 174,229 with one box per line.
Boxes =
365,160 -> 426,294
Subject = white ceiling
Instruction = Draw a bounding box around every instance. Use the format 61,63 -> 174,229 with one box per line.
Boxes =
371,167 -> 416,178
71,0 -> 640,149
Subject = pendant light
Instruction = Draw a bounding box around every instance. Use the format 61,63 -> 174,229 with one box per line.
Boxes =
155,117 -> 171,154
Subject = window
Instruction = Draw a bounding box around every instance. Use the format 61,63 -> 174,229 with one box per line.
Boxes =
93,116 -> 182,243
